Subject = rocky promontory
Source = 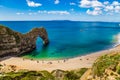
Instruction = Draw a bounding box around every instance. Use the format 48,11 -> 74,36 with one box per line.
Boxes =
0,25 -> 49,57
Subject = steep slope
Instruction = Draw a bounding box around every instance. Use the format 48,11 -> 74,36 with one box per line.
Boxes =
83,53 -> 120,80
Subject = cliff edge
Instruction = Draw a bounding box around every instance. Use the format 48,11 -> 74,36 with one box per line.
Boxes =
0,25 -> 49,57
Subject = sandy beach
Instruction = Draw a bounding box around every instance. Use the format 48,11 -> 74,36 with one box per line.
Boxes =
0,46 -> 120,72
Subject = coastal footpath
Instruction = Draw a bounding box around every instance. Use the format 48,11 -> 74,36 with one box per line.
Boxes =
0,25 -> 49,57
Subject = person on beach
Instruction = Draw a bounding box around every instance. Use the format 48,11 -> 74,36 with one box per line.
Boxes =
63,59 -> 66,63
23,58 -> 25,61
86,58 -> 89,60
48,62 -> 52,64
37,61 -> 39,63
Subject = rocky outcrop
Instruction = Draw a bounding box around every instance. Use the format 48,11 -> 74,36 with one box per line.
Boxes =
0,25 -> 49,57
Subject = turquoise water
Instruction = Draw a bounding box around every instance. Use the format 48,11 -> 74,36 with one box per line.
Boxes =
0,21 -> 120,59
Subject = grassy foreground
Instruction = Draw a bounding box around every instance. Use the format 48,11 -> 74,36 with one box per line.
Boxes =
0,68 -> 87,80
0,53 -> 120,80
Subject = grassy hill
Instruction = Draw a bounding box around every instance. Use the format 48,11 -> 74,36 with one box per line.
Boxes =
91,53 -> 120,80
0,53 -> 120,80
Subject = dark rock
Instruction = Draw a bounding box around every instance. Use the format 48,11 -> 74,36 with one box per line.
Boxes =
0,25 -> 49,57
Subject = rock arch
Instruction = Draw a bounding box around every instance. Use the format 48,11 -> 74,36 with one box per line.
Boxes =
0,25 -> 49,57
27,27 -> 49,46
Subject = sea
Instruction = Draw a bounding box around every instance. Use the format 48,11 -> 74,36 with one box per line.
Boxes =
0,21 -> 120,60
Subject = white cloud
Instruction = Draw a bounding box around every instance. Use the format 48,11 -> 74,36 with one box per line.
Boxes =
79,0 -> 103,16
38,10 -> 70,15
104,1 -> 120,13
94,7 -> 101,11
48,11 -> 69,15
80,0 -> 103,8
115,6 -> 120,13
54,0 -> 60,4
38,10 -> 47,13
16,12 -> 24,15
26,0 -> 42,7
80,0 -> 91,8
79,0 -> 120,15
104,5 -> 114,12
112,1 -> 120,6
86,8 -> 102,15
28,12 -> 37,15
103,1 -> 109,5
70,2 -> 76,6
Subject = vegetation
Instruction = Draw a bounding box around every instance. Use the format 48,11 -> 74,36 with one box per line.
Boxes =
0,71 -> 54,80
0,68 -> 88,80
92,53 -> 120,77
116,65 -> 120,74
0,53 -> 120,80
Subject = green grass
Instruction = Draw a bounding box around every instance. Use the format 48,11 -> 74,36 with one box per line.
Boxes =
92,53 -> 120,77
0,71 -> 54,80
63,68 -> 88,80
0,68 -> 88,80
116,65 -> 120,74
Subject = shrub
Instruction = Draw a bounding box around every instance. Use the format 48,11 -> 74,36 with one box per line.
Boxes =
116,65 -> 120,74
92,54 -> 120,76
64,71 -> 79,80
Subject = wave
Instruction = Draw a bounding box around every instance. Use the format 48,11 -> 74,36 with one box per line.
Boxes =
113,33 -> 120,47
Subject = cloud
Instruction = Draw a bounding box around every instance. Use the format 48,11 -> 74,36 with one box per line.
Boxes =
86,8 -> 102,15
80,0 -> 103,15
112,1 -> 120,6
48,11 -> 69,15
104,1 -> 120,13
115,6 -> 120,13
103,1 -> 109,5
79,0 -> 120,15
104,5 -> 114,12
16,12 -> 24,15
28,12 -> 37,15
54,0 -> 60,4
26,0 -> 42,7
80,0 -> 103,8
38,10 -> 47,13
38,10 -> 70,15
70,2 -> 76,6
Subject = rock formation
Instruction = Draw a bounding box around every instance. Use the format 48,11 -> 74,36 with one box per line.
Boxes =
0,25 -> 49,57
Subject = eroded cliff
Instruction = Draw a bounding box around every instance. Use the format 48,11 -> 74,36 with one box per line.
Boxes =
0,25 -> 49,57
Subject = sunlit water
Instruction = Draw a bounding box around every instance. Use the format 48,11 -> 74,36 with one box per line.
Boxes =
0,21 -> 120,60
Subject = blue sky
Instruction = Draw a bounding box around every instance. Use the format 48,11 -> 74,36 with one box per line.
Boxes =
0,0 -> 120,22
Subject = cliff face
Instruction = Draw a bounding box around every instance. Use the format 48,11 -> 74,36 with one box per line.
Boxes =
0,25 -> 49,57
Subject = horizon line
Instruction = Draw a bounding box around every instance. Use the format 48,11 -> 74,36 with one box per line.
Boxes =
0,20 -> 120,23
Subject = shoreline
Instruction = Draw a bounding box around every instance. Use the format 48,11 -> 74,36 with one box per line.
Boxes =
20,33 -> 119,61
22,46 -> 113,61
1,45 -> 120,72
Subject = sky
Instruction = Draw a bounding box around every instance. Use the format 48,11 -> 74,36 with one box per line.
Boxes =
0,0 -> 120,22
